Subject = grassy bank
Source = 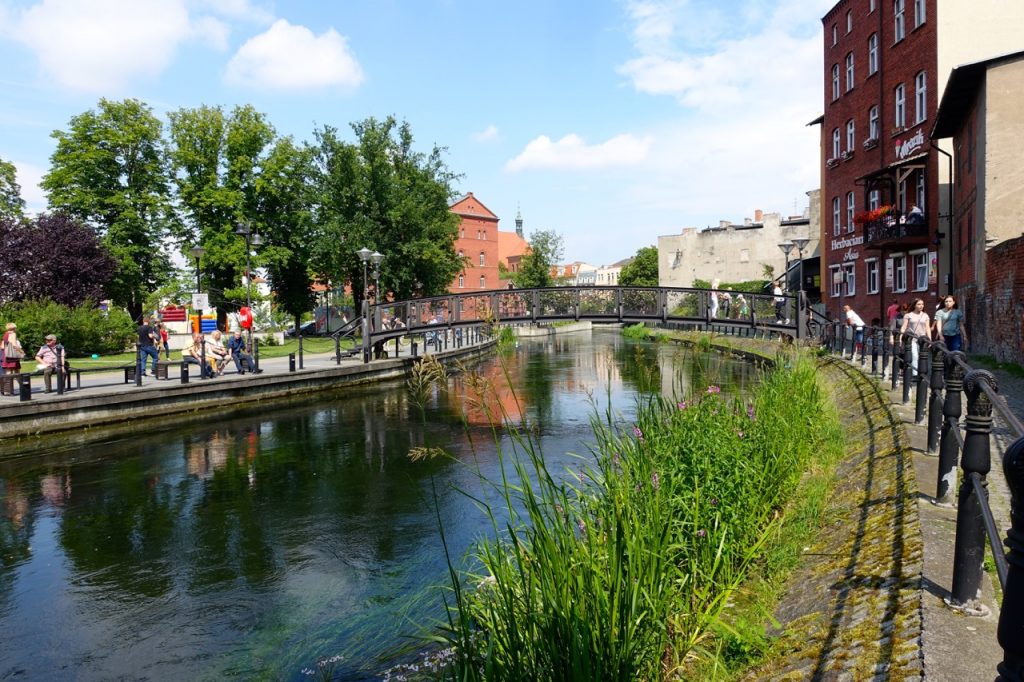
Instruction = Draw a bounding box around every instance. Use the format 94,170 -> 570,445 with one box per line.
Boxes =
431,351 -> 843,680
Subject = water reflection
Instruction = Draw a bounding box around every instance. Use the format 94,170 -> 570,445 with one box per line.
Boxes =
0,329 -> 756,680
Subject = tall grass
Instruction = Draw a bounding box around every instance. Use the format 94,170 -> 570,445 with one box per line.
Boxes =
433,353 -> 839,680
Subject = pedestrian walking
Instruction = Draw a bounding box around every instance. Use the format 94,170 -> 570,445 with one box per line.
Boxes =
136,316 -> 160,378
933,295 -> 967,352
2,322 -> 24,378
843,304 -> 866,356
899,298 -> 932,376
773,283 -> 788,323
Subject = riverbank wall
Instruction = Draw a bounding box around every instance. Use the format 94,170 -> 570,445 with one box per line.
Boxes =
510,321 -> 597,338
0,340 -> 496,445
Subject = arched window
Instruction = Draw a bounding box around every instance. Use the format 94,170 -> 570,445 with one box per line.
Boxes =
832,64 -> 840,100
868,34 -> 878,74
914,71 -> 927,123
479,252 -> 485,266
845,53 -> 854,91
894,83 -> 906,128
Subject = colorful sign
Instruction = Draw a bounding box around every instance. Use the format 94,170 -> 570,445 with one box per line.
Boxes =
885,258 -> 894,288
894,128 -> 925,160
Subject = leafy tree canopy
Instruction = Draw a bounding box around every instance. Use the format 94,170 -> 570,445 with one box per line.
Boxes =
515,229 -> 564,289
0,156 -> 25,223
41,98 -> 173,319
311,116 -> 463,308
618,246 -> 659,287
0,213 -> 117,307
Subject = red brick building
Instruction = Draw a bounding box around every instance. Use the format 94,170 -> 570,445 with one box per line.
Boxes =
449,192 -> 501,294
817,0 -> 1024,324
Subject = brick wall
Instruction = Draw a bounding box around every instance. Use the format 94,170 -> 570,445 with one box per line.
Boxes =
957,235 -> 1024,364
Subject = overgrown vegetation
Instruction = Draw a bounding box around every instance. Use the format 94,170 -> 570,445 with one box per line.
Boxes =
0,299 -> 134,356
426,353 -> 842,679
621,322 -> 650,340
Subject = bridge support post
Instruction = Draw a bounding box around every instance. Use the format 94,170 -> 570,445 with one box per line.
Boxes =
915,342 -> 930,424
948,369 -> 996,614
936,351 -> 965,504
927,344 -> 945,452
362,299 -> 371,363
997,436 -> 1024,680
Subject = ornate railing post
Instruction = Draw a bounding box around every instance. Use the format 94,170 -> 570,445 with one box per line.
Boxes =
948,369 -> 996,613
870,327 -> 879,375
936,351 -> 966,504
902,333 -> 914,404
915,341 -> 930,424
927,343 -> 946,453
997,435 -> 1024,680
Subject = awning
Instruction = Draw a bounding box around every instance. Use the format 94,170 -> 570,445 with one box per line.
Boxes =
855,151 -> 928,183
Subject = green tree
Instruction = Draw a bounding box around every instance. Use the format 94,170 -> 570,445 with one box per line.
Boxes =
311,116 -> 463,309
41,98 -> 173,320
618,246 -> 659,287
167,104 -> 276,327
256,137 -> 317,332
0,156 -> 25,223
516,229 -> 564,289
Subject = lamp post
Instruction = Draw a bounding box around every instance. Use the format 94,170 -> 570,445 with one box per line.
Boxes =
791,237 -> 810,297
777,241 -> 795,292
235,221 -> 263,350
189,246 -> 206,293
370,251 -> 384,302
357,247 -> 373,363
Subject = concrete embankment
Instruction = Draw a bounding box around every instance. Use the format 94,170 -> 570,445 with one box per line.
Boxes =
0,340 -> 495,445
510,321 -> 598,337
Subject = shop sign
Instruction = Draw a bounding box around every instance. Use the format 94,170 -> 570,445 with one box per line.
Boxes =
843,248 -> 859,261
894,129 -> 925,160
929,251 -> 937,285
831,235 -> 864,250
885,258 -> 894,287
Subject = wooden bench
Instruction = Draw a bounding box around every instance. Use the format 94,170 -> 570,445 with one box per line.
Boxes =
123,361 -> 174,383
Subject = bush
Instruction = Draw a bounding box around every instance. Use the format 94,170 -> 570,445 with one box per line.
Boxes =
0,299 -> 134,356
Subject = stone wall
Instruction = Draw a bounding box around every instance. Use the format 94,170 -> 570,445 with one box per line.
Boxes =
957,235 -> 1024,364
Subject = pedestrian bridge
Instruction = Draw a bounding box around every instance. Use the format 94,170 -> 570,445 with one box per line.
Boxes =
354,285 -> 807,359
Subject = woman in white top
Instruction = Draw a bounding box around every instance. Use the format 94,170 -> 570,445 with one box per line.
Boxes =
899,298 -> 932,376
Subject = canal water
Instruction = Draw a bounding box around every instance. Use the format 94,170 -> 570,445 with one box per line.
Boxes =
0,329 -> 756,680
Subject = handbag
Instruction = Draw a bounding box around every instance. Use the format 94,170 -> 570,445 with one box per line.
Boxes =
3,338 -> 24,360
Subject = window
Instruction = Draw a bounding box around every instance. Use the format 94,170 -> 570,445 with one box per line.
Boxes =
847,192 -> 856,233
832,24 -> 838,46
846,10 -> 853,33
479,275 -> 486,289
914,0 -> 926,27
895,84 -> 906,128
830,265 -> 842,298
458,274 -> 465,288
868,34 -> 878,74
911,250 -> 928,290
832,128 -> 841,158
832,197 -> 841,236
845,53 -> 855,90
866,259 -> 880,294
846,119 -> 855,151
831,65 -> 840,100
892,254 -> 907,292
870,0 -> 876,11
869,189 -> 880,210
458,249 -> 464,258
915,71 -> 927,123
460,228 -> 465,238
868,105 -> 879,139
844,263 -> 856,296
479,252 -> 485,266
894,0 -> 905,41
916,171 -> 926,210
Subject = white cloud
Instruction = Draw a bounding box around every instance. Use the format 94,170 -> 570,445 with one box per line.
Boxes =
6,0 -> 194,92
472,124 -> 499,142
506,133 -> 653,172
13,159 -> 46,215
224,19 -> 364,91
196,0 -> 274,25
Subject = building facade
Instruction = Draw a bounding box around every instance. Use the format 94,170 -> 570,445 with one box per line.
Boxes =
449,193 -> 500,294
931,51 -> 1024,363
818,0 -> 1024,323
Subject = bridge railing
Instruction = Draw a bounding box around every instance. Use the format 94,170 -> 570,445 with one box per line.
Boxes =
817,319 -> 1024,678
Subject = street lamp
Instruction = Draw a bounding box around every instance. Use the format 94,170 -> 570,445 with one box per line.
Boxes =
356,247 -> 374,363
357,247 -> 373,301
189,246 -> 206,293
235,221 -> 263,349
370,251 -> 384,302
777,241 -> 795,293
791,237 -> 810,297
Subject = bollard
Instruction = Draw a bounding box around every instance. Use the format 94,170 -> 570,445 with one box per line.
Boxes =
288,353 -> 296,372
19,373 -> 31,401
948,369 -> 996,614
135,343 -> 143,386
997,435 -> 1024,680
180,361 -> 190,384
936,351 -> 966,504
915,342 -> 930,425
254,342 -> 260,371
927,343 -> 945,453
200,339 -> 208,380
299,334 -> 304,369
881,331 -> 890,380
412,340 -> 418,357
870,329 -> 879,375
902,333 -> 914,404
891,333 -> 901,391
335,335 -> 341,365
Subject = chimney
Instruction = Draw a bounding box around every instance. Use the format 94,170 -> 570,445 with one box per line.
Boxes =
754,209 -> 763,222
744,218 -> 752,226
719,220 -> 730,229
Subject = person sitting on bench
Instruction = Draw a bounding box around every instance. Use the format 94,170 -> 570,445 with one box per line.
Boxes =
35,334 -> 69,393
182,333 -> 216,379
227,330 -> 261,374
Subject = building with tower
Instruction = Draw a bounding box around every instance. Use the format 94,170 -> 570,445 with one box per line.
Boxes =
817,0 -> 1024,323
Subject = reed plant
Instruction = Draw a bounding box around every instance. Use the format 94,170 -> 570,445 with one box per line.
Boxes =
432,353 -> 839,680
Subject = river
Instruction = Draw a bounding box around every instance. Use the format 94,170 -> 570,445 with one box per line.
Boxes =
0,329 -> 756,680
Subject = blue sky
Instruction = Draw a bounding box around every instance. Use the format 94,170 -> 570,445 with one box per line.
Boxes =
0,0 -> 835,267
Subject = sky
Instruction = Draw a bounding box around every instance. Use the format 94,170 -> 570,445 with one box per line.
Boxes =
0,0 -> 836,267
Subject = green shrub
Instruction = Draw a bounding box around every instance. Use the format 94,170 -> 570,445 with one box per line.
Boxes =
0,299 -> 134,356
621,323 -> 650,340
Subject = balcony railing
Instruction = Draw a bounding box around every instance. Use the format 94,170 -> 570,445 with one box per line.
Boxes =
863,210 -> 928,245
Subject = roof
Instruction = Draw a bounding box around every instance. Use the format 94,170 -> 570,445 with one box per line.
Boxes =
497,229 -> 528,261
449,191 -> 500,221
932,49 -> 1024,139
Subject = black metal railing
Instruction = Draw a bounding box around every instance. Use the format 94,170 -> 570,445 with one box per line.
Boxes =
818,319 -> 1024,678
863,210 -> 929,245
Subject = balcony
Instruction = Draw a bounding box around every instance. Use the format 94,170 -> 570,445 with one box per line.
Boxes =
862,210 -> 929,248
